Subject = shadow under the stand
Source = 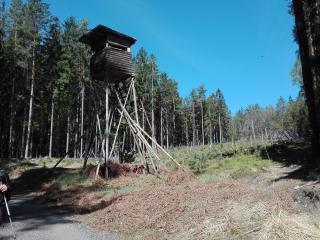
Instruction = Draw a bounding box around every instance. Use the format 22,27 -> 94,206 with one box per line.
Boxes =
260,141 -> 319,182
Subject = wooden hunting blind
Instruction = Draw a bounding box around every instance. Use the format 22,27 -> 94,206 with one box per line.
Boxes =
79,25 -> 136,83
76,24 -> 180,178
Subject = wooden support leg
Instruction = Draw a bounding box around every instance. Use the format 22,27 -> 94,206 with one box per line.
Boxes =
105,86 -> 110,178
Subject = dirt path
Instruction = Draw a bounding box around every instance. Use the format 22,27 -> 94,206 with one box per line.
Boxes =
0,193 -> 119,240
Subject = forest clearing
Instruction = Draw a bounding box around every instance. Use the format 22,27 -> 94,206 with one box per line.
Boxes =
1,141 -> 320,240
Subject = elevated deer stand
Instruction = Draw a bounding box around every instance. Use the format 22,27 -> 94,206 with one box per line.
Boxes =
79,25 -> 180,178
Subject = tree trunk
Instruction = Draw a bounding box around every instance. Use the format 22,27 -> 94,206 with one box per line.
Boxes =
25,44 -> 36,159
74,102 -> 79,159
192,102 -> 196,146
20,107 -> 26,158
49,98 -> 54,158
209,120 -> 213,146
80,83 -> 84,158
166,110 -> 169,149
196,129 -> 199,145
219,113 -> 222,144
66,110 -> 70,156
8,77 -> 15,158
251,120 -> 256,142
293,0 -> 320,161
160,106 -> 163,147
185,122 -> 189,146
201,101 -> 204,145
94,122 -> 98,157
30,129 -> 33,156
9,28 -> 18,158
151,71 -> 155,148
172,97 -> 176,146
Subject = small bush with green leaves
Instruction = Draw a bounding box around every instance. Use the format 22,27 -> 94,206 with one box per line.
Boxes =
187,153 -> 209,173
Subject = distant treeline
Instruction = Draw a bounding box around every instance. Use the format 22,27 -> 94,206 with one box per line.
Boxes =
0,0 -> 312,159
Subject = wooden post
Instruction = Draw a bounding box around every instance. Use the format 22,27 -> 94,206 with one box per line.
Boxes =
105,86 -> 110,178
109,81 -> 133,157
115,91 -> 181,167
132,78 -> 141,153
132,78 -> 140,126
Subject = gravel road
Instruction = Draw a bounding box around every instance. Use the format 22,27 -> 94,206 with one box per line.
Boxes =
0,194 -> 119,240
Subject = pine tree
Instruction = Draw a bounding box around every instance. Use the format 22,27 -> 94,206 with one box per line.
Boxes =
41,16 -> 62,158
23,0 -> 50,158
215,89 -> 231,142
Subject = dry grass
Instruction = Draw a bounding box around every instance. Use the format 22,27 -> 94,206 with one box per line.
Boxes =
190,197 -> 320,240
74,172 -> 320,240
11,152 -> 320,240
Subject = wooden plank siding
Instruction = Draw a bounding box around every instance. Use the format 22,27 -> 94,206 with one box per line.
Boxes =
91,46 -> 134,83
79,24 -> 136,83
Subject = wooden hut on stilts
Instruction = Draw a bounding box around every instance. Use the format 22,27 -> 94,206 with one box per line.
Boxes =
79,25 -> 180,178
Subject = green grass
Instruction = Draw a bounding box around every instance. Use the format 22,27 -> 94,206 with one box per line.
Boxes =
156,140 -> 271,173
199,154 -> 279,180
17,160 -> 37,169
55,172 -> 90,189
10,141 -> 278,187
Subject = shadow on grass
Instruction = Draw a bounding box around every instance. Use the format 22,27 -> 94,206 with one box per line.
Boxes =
0,158 -> 38,171
260,141 -> 318,181
11,167 -> 118,215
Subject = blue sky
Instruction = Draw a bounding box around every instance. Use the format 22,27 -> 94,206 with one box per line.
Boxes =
45,0 -> 298,115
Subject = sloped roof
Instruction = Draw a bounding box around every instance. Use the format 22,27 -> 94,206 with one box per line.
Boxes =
79,24 -> 136,48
